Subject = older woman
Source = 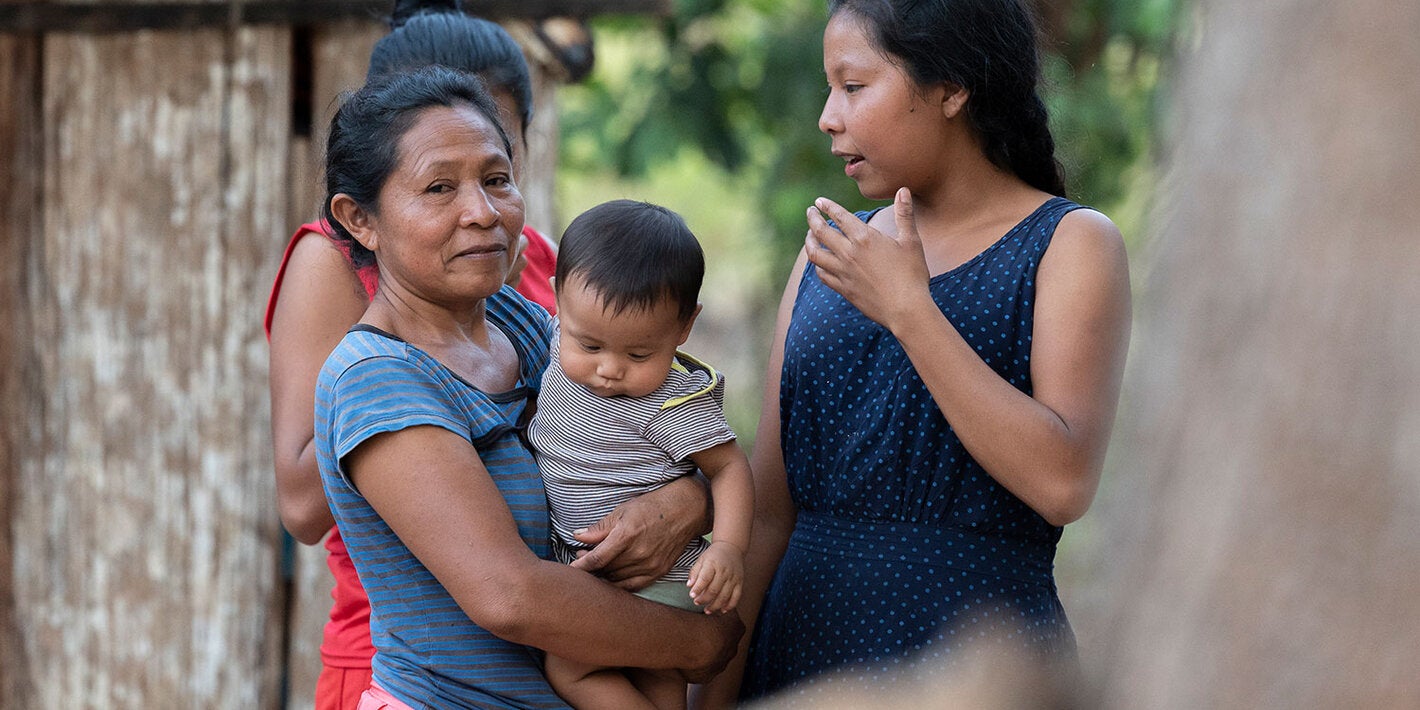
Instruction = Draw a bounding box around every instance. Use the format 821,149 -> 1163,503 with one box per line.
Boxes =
315,66 -> 742,708
269,4 -> 712,708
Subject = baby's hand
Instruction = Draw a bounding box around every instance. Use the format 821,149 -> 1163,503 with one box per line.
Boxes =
687,540 -> 744,615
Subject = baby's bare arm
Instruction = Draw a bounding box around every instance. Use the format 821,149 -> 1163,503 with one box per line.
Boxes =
686,441 -> 754,613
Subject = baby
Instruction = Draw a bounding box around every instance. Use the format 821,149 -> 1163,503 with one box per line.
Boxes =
528,199 -> 753,709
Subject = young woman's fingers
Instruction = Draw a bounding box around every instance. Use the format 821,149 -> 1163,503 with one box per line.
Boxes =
805,229 -> 842,280
806,205 -> 850,255
812,196 -> 863,241
814,266 -> 847,296
891,187 -> 921,246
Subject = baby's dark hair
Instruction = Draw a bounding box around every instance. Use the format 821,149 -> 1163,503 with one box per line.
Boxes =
555,200 -> 704,323
323,65 -> 511,269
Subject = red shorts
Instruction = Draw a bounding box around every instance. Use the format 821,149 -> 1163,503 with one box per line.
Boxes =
315,665 -> 374,710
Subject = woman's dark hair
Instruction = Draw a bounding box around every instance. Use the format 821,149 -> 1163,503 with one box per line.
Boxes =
323,65 -> 512,269
830,0 -> 1066,197
556,200 -> 704,323
368,0 -> 534,135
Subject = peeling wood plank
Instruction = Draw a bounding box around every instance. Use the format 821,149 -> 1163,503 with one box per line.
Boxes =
15,25 -> 291,706
0,30 -> 42,708
0,0 -> 670,33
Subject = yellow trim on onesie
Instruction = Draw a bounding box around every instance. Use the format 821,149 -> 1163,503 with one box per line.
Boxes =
660,351 -> 719,410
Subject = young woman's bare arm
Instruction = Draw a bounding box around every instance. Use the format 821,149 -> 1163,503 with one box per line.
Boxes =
267,234 -> 369,544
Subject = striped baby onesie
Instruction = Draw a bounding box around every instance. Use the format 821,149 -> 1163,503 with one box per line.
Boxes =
528,332 -> 736,582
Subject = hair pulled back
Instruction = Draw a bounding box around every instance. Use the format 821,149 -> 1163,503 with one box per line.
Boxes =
369,0 -> 534,134
556,200 -> 704,323
323,65 -> 512,269
830,0 -> 1066,197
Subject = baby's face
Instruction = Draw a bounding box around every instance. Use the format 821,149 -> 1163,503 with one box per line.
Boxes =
555,274 -> 695,398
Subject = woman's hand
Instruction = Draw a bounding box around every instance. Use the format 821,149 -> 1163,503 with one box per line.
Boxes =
571,475 -> 711,590
805,188 -> 934,331
349,423 -> 744,673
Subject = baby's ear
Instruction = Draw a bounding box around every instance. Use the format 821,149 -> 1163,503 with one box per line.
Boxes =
677,303 -> 703,345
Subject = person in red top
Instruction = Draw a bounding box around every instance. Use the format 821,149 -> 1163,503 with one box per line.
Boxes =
265,3 -> 709,708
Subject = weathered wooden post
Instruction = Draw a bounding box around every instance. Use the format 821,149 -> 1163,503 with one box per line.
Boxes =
0,15 -> 43,706
0,2 -> 664,707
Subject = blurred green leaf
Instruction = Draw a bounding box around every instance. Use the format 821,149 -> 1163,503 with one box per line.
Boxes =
560,0 -> 1183,274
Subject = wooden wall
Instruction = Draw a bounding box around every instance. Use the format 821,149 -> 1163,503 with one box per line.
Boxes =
1,23 -> 43,708
0,6 -> 566,708
6,22 -> 291,707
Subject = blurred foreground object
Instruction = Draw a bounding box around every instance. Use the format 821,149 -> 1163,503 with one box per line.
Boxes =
1092,0 -> 1420,707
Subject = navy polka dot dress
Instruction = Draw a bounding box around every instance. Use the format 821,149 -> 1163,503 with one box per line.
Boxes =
742,198 -> 1082,700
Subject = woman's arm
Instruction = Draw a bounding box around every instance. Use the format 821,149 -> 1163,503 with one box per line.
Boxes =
268,234 -> 370,544
808,191 -> 1131,526
691,249 -> 808,709
346,424 -> 743,680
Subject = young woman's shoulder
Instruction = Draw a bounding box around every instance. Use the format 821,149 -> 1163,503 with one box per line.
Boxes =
1059,205 -> 1123,240
1035,206 -> 1131,333
1046,206 -> 1128,276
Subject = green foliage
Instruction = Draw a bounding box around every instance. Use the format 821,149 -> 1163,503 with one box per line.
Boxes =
558,0 -> 1183,276
1037,0 -> 1181,234
560,0 -> 860,279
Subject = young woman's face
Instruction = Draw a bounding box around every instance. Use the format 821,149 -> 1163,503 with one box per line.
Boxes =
819,11 -> 951,200
555,274 -> 696,399
366,104 -> 525,305
489,87 -> 528,182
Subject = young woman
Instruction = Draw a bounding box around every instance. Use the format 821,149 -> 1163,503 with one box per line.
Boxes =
266,2 -> 710,707
698,0 -> 1132,704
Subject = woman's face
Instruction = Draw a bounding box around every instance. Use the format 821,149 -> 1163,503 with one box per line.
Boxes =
818,11 -> 952,200
363,104 -> 525,306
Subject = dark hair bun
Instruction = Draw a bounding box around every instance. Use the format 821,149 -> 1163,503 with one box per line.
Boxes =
390,0 -> 463,29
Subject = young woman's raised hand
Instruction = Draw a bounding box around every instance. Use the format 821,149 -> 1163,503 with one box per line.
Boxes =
805,187 -> 932,331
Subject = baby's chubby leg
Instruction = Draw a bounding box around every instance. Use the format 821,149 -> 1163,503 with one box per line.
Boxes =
544,654 -> 658,710
629,668 -> 688,710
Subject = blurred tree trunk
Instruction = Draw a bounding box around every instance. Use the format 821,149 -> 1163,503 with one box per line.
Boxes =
1090,0 -> 1420,707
